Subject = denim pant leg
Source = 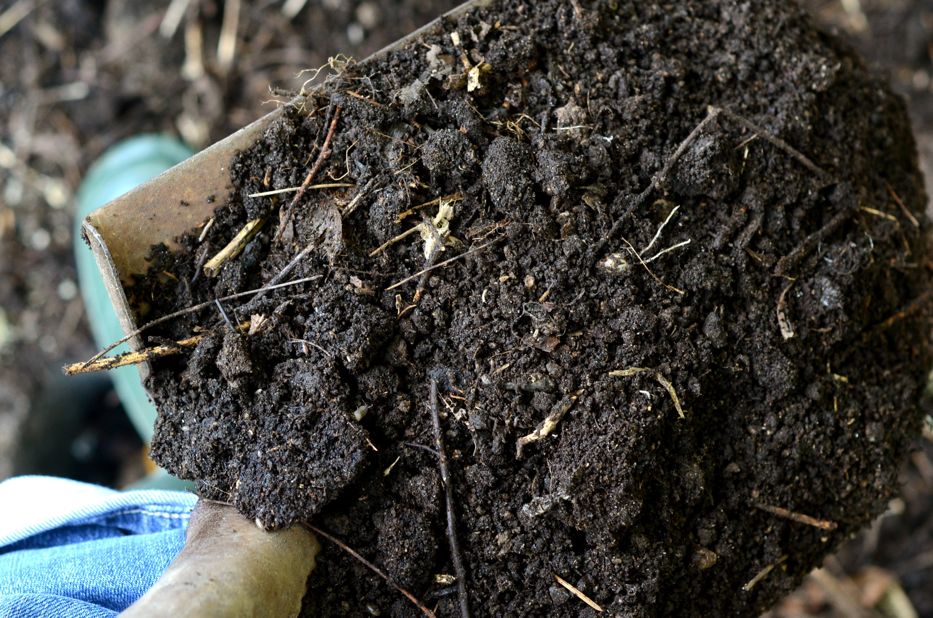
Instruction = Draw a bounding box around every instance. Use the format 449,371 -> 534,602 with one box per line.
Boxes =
0,476 -> 196,617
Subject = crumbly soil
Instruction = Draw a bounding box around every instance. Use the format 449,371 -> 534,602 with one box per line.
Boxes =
133,0 -> 930,615
0,0 -> 461,481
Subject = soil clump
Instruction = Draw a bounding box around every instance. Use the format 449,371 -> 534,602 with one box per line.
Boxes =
136,0 -> 931,615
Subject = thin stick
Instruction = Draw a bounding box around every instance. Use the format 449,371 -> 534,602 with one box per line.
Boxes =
342,178 -> 375,218
516,394 -> 580,458
620,237 -> 685,296
873,289 -> 933,333
775,207 -> 854,276
75,277 -> 321,369
402,441 -> 441,457
247,183 -> 353,198
396,193 -> 464,223
742,555 -> 787,592
608,367 -> 685,418
190,243 -> 212,285
276,106 -> 342,240
640,205 -> 680,256
430,378 -> 472,618
159,0 -> 191,38
593,109 -> 720,259
65,319 -> 251,375
64,335 -> 203,375
385,238 -> 500,292
281,0 -> 309,19
754,503 -> 838,530
711,106 -> 830,180
305,524 -> 436,618
886,182 -> 920,229
251,239 -> 319,303
0,0 -> 40,41
203,216 -> 267,277
370,225 -> 421,257
214,299 -> 234,330
554,574 -> 604,613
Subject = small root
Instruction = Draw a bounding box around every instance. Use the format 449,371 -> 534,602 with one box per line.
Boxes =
608,367 -> 685,418
516,392 -> 581,458
776,281 -> 796,340
742,555 -> 787,592
203,216 -> 267,278
554,574 -> 604,613
620,237 -> 685,296
886,182 -> 920,229
429,377 -> 472,618
247,183 -> 353,198
754,502 -> 838,531
305,523 -> 436,618
275,106 -> 342,240
643,239 -> 691,264
385,238 -> 500,292
640,204 -> 681,256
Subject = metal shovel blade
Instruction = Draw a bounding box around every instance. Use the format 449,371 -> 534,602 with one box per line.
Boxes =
82,0 -> 490,357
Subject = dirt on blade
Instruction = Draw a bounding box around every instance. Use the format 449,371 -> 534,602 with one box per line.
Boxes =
133,0 -> 931,615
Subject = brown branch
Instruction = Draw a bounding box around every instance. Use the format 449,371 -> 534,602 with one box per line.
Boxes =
754,502 -> 838,530
64,335 -> 203,375
711,106 -> 831,180
203,216 -> 267,278
275,106 -> 342,240
305,523 -> 436,618
429,377 -> 472,618
71,277 -> 321,372
775,207 -> 855,276
385,238 -> 500,292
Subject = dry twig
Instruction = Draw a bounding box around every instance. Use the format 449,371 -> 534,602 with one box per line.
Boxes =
554,574 -> 604,613
608,367 -> 685,418
754,502 -> 838,530
516,393 -> 580,458
203,216 -> 267,277
276,106 -> 342,240
305,524 -> 436,618
775,207 -> 854,276
776,281 -> 796,340
73,277 -> 320,371
429,378 -> 472,618
711,106 -> 830,181
385,238 -> 500,292
742,555 -> 787,592
64,335 -> 203,375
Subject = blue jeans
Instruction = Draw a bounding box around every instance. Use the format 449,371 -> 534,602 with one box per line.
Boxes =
0,476 -> 196,617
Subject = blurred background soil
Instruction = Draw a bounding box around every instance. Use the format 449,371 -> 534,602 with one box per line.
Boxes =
0,0 -> 930,615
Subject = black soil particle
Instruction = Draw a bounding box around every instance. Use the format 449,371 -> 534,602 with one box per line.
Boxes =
136,0 -> 932,615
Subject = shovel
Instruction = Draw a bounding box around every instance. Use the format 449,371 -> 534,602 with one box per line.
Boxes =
77,2 -> 490,616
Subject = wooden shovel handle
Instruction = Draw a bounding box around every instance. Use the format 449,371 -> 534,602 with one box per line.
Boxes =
122,500 -> 319,618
